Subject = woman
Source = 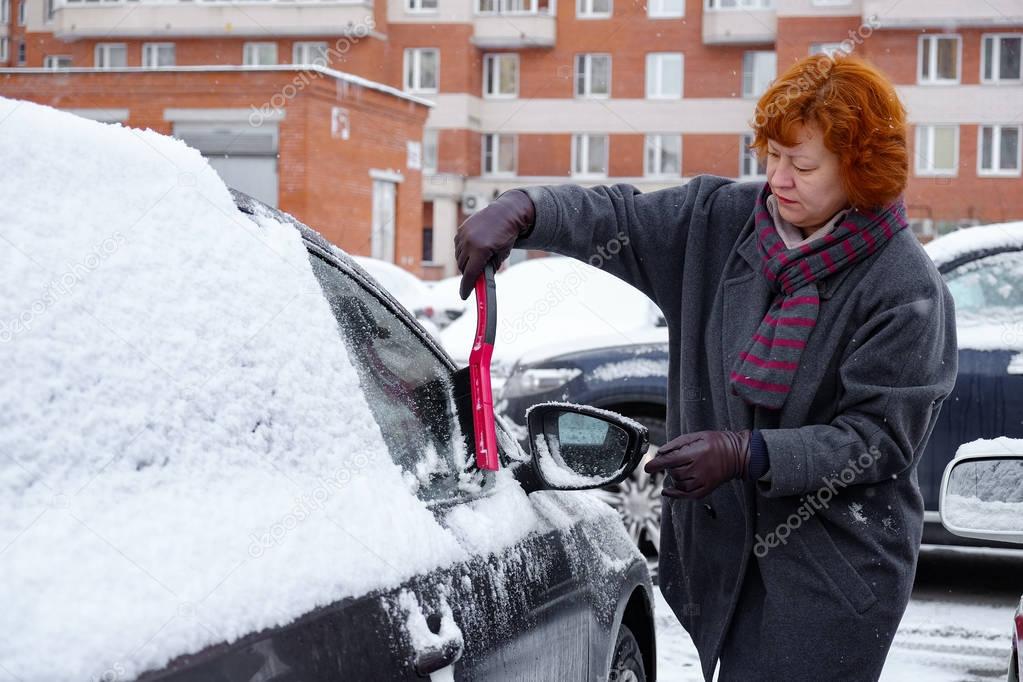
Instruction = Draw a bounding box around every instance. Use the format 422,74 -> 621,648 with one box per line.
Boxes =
455,54 -> 958,680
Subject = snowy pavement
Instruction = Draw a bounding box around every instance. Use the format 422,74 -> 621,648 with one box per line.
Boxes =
653,544 -> 1021,681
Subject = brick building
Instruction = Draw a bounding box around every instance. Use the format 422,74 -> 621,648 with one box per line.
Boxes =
1,0 -> 1022,278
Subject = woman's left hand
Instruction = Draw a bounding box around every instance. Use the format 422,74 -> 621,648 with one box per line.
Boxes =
644,430 -> 751,499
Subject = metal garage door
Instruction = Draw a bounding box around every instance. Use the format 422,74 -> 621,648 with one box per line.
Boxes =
174,123 -> 279,207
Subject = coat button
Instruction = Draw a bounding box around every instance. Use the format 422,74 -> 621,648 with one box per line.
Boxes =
703,503 -> 716,519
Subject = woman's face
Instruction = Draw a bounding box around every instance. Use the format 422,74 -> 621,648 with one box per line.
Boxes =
766,122 -> 850,232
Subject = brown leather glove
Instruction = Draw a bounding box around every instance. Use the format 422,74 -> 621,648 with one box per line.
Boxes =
455,189 -> 535,300
643,430 -> 751,499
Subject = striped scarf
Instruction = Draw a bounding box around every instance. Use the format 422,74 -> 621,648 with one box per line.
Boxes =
730,186 -> 908,410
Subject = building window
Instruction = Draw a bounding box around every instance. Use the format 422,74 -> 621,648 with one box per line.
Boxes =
423,130 -> 438,173
142,43 -> 175,68
810,42 -> 849,58
705,0 -> 772,9
740,134 -> 765,178
1,0 -> 8,24
918,35 -> 960,84
482,133 -> 516,176
982,34 -> 1022,83
0,38 -> 7,62
293,42 -> 329,67
95,43 -> 126,69
16,39 -> 24,65
644,135 -> 681,178
422,225 -> 434,263
477,0 -> 549,13
646,53 -> 683,99
577,0 -> 610,18
742,51 -> 776,98
915,125 -> 959,175
979,125 -> 1021,176
404,47 -> 439,93
17,0 -> 24,25
483,53 -> 518,98
43,54 -> 71,69
571,133 -> 608,177
574,54 -> 611,98
648,0 -> 683,17
407,0 -> 438,11
810,0 -> 850,5
45,0 -> 53,21
244,42 -> 278,66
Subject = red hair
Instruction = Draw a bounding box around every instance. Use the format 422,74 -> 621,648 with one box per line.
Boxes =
750,54 -> 908,210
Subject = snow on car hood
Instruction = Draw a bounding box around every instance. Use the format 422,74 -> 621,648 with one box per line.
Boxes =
0,98 -> 472,680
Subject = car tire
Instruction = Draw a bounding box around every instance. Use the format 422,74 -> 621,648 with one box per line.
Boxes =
590,415 -> 666,582
608,623 -> 646,682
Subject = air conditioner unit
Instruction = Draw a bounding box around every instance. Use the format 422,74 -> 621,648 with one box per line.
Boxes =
462,194 -> 489,214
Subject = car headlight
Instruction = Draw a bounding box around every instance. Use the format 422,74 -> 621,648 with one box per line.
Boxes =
501,367 -> 582,399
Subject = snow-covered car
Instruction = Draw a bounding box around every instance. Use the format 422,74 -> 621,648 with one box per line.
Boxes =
351,255 -> 443,336
426,274 -> 470,329
0,99 -> 657,682
938,438 -> 1023,681
496,220 -> 1023,567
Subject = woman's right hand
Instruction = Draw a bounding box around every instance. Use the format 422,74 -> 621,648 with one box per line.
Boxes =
455,189 -> 536,300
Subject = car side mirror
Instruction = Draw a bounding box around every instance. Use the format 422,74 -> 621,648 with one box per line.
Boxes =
939,452 -> 1023,544
526,402 -> 649,491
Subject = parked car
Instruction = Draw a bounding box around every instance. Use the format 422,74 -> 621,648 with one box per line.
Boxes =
426,274 -> 471,329
1,99 -> 657,682
351,255 -> 444,336
938,438 -> 1023,680
497,221 -> 1023,564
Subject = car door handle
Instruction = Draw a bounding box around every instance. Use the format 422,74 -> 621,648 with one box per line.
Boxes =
414,637 -> 462,677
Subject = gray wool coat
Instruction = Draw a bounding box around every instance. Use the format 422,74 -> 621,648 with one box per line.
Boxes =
513,175 -> 958,681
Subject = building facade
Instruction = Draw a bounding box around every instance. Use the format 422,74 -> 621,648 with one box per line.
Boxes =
2,0 -> 1022,277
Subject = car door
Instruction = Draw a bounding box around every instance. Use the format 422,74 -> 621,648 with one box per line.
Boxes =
922,248 -> 1023,510
306,247 -> 598,680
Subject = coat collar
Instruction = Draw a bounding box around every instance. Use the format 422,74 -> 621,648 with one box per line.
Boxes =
735,219 -> 855,300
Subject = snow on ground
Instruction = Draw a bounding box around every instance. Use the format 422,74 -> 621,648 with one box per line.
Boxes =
0,98 -> 473,680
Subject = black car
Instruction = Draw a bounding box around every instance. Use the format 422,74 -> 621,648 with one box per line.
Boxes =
499,223 -> 1023,559
136,193 -> 659,681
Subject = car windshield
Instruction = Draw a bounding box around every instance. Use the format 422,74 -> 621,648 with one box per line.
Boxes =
945,250 -> 1023,324
309,252 -> 471,502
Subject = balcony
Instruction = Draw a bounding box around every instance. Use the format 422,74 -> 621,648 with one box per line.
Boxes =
702,0 -> 776,45
53,0 -> 375,39
471,0 -> 556,48
863,0 -> 1023,28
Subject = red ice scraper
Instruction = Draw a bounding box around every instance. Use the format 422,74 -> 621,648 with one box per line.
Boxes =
469,262 -> 499,471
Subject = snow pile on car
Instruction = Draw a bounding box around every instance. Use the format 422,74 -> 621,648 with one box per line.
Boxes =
0,98 -> 467,680
924,220 -> 1023,269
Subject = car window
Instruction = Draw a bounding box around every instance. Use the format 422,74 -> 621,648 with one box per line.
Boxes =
308,252 -> 469,502
944,251 -> 1023,322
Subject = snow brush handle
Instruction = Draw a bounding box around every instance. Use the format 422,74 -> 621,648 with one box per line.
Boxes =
469,262 -> 498,471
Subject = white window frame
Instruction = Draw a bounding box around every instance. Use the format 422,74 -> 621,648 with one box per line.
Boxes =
15,39 -> 23,65
571,133 -> 608,178
645,52 -> 683,100
0,38 -> 7,62
404,47 -> 440,94
574,53 -> 611,99
648,0 -> 683,18
423,129 -> 438,174
705,0 -> 772,10
407,0 -> 438,12
577,0 -> 610,18
94,43 -> 127,69
978,124 -> 1022,177
43,54 -> 71,69
475,0 -> 547,15
293,41 -> 329,67
482,133 -> 517,176
981,33 -> 1022,84
243,42 -> 278,66
644,134 -> 681,178
914,124 -> 959,176
742,50 -> 776,98
917,34 -> 961,85
17,0 -> 24,25
739,133 -> 765,179
1,0 -> 8,24
141,42 -> 175,69
482,53 -> 519,99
